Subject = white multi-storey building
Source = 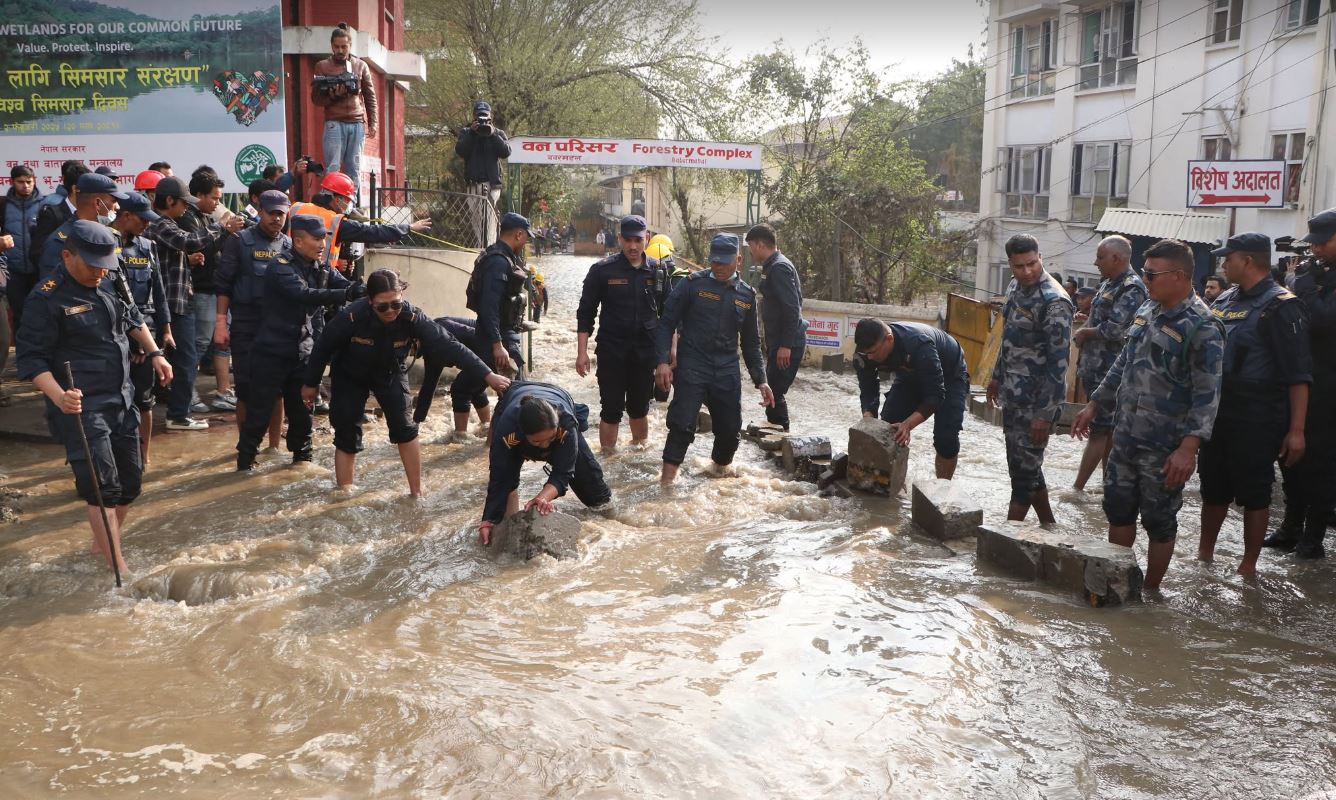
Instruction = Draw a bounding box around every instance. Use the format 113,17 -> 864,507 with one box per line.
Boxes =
977,0 -> 1335,295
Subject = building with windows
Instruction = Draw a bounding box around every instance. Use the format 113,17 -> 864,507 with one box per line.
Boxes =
977,0 -> 1333,295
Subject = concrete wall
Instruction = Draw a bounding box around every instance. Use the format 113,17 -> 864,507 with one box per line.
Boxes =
798,298 -> 943,365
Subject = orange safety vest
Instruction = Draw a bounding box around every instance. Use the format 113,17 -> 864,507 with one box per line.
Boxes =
289,202 -> 345,265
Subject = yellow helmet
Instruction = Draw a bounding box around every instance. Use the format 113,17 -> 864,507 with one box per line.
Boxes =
646,241 -> 673,261
649,233 -> 673,250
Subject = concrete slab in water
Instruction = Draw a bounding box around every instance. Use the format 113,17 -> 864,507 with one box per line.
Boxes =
911,479 -> 983,540
976,522 -> 1143,606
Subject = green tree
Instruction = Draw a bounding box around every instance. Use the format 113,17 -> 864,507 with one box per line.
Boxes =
908,59 -> 984,211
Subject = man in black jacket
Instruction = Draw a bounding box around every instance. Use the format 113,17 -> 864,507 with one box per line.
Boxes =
747,223 -> 806,431
455,100 -> 511,246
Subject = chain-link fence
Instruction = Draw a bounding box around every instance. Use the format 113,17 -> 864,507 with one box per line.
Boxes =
369,177 -> 493,250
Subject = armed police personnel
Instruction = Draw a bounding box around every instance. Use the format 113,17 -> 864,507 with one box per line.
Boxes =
1268,209 -> 1336,558
479,382 -> 612,546
853,318 -> 969,480
458,212 -> 532,434
15,221 -> 173,575
1072,235 -> 1147,491
235,215 -> 365,471
304,269 -> 510,497
747,223 -> 807,432
109,192 -> 172,465
655,233 -> 774,485
575,214 -> 665,451
214,189 -> 291,445
1195,233 -> 1310,577
986,235 -> 1074,523
1072,239 -> 1225,592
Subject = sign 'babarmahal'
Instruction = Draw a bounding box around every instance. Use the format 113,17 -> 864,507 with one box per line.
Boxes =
509,137 -> 763,170
1186,160 -> 1287,209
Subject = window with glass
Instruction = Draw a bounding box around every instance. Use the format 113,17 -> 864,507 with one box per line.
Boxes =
1009,18 -> 1058,100
1070,141 -> 1130,223
1202,135 -> 1233,160
1079,1 -> 1139,90
995,145 -> 1052,219
1283,0 -> 1320,30
1271,131 -> 1305,205
1210,0 -> 1243,43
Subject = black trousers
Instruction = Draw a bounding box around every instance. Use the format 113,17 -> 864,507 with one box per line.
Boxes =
237,353 -> 313,460
764,342 -> 804,429
662,371 -> 742,466
331,371 -> 417,454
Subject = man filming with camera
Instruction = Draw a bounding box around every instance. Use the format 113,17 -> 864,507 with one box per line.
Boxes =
455,100 -> 511,246
311,22 -> 376,203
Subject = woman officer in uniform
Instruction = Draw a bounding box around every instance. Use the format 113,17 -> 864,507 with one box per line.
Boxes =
303,269 -> 510,496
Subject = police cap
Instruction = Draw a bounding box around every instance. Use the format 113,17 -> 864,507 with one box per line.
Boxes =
853,318 -> 888,352
289,214 -> 329,237
117,191 -> 160,222
619,215 -> 648,237
1301,208 -> 1336,244
708,233 -> 740,263
259,189 -> 291,212
1210,232 -> 1271,257
76,171 -> 129,200
499,211 -> 532,234
65,220 -> 121,270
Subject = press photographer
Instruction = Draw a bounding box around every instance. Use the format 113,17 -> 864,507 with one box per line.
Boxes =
455,100 -> 511,246
311,22 -> 377,203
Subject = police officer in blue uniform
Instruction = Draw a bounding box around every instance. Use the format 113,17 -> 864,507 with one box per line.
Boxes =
655,233 -> 773,484
410,315 -> 497,436
479,381 -> 612,546
215,189 -> 291,443
235,214 -> 364,470
35,172 -> 127,281
747,223 -> 807,432
853,318 -> 969,479
1196,233 -> 1311,577
108,191 -> 172,465
304,269 -> 510,496
575,214 -> 666,451
458,212 -> 531,421
15,221 -> 173,574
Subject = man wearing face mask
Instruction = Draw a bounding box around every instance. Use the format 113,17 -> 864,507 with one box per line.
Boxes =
35,172 -> 126,281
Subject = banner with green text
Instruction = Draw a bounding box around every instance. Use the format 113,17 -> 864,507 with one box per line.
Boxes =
0,0 -> 285,193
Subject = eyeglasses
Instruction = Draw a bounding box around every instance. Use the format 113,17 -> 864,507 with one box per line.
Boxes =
373,300 -> 404,313
1143,268 -> 1183,283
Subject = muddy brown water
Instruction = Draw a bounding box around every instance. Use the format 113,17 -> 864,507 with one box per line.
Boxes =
1,255 -> 1333,798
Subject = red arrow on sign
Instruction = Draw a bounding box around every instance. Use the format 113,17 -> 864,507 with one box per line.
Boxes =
1197,193 -> 1273,205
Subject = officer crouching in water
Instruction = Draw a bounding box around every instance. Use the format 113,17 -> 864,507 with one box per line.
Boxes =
457,212 -> 532,432
1195,233 -> 1310,578
303,269 -> 511,497
479,382 -> 612,546
16,221 -> 173,574
236,215 -> 365,471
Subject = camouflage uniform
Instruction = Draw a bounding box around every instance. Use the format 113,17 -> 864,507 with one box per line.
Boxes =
991,271 -> 1073,504
1077,268 -> 1147,431
1090,295 -> 1224,542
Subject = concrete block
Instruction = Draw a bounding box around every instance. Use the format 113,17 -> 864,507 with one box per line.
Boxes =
782,435 -> 832,474
744,421 -> 786,441
758,434 -> 784,452
797,456 -> 831,484
697,410 -> 713,433
489,507 -> 582,561
911,479 -> 983,540
846,418 -> 909,496
821,353 -> 846,374
976,522 -> 1143,606
831,452 -> 848,481
969,395 -> 989,421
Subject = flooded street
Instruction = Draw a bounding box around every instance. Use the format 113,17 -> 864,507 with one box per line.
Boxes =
2,253 -> 1335,798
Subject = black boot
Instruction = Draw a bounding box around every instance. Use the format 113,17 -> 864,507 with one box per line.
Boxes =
1294,506 -> 1329,560
237,453 -> 256,472
291,450 -> 313,465
1263,504 -> 1304,551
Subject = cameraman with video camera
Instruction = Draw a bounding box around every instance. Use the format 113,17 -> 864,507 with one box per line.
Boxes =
1265,214 -> 1336,559
455,100 -> 511,246
311,22 -> 376,203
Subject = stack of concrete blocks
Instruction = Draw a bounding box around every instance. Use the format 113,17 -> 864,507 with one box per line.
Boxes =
781,435 -> 833,482
910,479 -> 983,540
976,521 -> 1143,606
846,418 -> 909,496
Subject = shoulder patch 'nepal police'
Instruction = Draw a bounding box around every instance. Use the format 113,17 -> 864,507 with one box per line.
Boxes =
734,299 -> 752,309
1212,308 -> 1249,320
64,303 -> 93,316
698,290 -> 721,301
254,250 -> 276,260
503,432 -> 520,449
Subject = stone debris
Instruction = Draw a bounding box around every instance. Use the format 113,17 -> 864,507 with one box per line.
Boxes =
489,507 -> 582,561
781,435 -> 832,474
846,418 -> 909,496
758,434 -> 784,452
976,522 -> 1143,606
743,421 -> 786,441
911,479 -> 983,540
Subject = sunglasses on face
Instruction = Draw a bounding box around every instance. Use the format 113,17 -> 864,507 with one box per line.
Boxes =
373,300 -> 404,313
1143,268 -> 1182,283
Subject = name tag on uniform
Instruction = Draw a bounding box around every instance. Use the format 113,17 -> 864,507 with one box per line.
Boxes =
1216,309 -> 1248,320
734,299 -> 752,310
351,336 -> 374,345
1159,325 -> 1183,342
64,303 -> 93,316
607,278 -> 629,285
124,256 -> 150,266
698,290 -> 720,301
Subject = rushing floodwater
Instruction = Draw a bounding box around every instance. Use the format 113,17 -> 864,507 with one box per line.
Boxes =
1,254 -> 1334,799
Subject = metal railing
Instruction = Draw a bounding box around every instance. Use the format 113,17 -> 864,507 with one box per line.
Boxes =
368,175 -> 492,251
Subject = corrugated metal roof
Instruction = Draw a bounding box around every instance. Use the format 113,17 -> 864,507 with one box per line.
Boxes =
1095,208 -> 1228,246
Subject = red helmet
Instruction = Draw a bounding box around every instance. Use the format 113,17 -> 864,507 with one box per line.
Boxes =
134,169 -> 165,191
321,171 -> 355,198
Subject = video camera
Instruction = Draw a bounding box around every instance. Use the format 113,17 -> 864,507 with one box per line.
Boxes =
313,72 -> 360,97
474,108 -> 494,137
1275,235 -> 1311,255
299,155 -> 325,177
